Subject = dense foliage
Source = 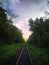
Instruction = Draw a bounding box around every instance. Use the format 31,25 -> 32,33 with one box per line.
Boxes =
0,6 -> 25,45
27,18 -> 49,48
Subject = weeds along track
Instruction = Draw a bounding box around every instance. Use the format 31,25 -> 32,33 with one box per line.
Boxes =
1,45 -> 33,65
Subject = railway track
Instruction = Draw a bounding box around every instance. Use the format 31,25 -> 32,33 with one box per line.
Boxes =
1,45 -> 33,65
15,45 -> 33,65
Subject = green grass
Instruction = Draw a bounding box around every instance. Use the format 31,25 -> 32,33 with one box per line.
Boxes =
0,43 -> 24,62
27,44 -> 49,65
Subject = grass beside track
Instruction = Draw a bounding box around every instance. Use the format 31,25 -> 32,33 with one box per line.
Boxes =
27,44 -> 49,65
0,43 -> 24,62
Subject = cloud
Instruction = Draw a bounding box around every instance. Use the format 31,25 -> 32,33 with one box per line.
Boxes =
20,0 -> 46,4
0,0 -> 49,40
0,0 -> 19,19
0,0 -> 49,19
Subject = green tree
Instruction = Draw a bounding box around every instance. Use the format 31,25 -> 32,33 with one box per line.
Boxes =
0,6 -> 25,45
28,18 -> 49,48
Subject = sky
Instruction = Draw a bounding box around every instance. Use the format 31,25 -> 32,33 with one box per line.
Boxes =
0,0 -> 49,41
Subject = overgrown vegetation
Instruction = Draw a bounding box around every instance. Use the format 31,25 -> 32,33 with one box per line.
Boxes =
0,4 -> 25,63
27,17 -> 49,65
27,44 -> 49,65
0,43 -> 24,62
0,6 -> 25,45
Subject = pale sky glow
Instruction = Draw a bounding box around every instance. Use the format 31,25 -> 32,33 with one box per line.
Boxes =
13,19 -> 32,41
0,0 -> 49,41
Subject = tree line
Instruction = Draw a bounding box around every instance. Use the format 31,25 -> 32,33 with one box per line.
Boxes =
0,6 -> 25,45
27,18 -> 49,49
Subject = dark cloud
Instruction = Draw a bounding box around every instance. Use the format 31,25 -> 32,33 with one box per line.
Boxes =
7,8 -> 19,19
0,0 -> 19,19
45,11 -> 49,15
0,0 -> 49,20
47,0 -> 49,4
20,0 -> 44,4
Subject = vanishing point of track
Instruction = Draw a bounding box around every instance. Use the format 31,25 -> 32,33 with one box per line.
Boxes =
15,45 -> 33,65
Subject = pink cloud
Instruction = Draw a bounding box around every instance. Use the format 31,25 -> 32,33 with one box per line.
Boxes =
16,21 -> 29,33
13,19 -> 31,40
